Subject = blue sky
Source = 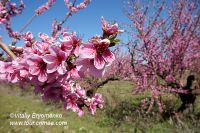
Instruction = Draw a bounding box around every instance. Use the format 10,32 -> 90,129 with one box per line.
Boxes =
0,0 -> 129,46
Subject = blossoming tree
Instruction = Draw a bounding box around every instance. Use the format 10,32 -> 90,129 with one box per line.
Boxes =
104,51 -> 133,80
0,0 -> 123,116
125,0 -> 200,112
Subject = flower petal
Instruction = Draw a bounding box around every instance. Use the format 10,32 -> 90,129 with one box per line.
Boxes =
10,73 -> 19,83
38,71 -> 47,82
43,55 -> 57,64
47,63 -> 58,73
20,69 -> 29,77
49,45 -> 60,56
58,50 -> 67,61
89,63 -> 104,77
57,64 -> 66,75
94,54 -> 105,69
102,49 -> 115,66
27,55 -> 42,66
29,66 -> 40,75
79,44 -> 95,59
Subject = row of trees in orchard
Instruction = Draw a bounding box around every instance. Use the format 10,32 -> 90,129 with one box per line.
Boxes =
0,0 -> 200,116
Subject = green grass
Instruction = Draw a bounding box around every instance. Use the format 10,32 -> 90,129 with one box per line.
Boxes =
0,81 -> 200,133
0,84 -> 109,133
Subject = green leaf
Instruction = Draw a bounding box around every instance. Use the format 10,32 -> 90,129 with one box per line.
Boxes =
113,39 -> 120,44
108,35 -> 116,42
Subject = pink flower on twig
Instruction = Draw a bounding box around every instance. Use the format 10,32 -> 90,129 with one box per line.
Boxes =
59,32 -> 81,56
27,55 -> 48,82
76,58 -> 105,77
43,45 -> 68,75
85,93 -> 103,115
64,93 -> 84,117
80,38 -> 115,70
101,16 -> 124,36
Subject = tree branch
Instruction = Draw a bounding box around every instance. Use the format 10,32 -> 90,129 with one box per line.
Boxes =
11,15 -> 37,46
86,77 -> 119,97
0,40 -> 16,59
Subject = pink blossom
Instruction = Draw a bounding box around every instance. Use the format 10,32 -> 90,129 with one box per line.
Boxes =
38,33 -> 55,44
35,0 -> 56,15
7,69 -> 19,83
76,3 -> 86,9
101,16 -> 124,36
86,93 -> 103,115
22,32 -> 34,47
0,61 -> 21,83
23,40 -> 50,56
37,42 -> 50,55
75,84 -> 86,97
80,38 -> 115,70
43,45 -> 68,74
64,93 -> 84,117
17,58 -> 30,78
59,32 -> 81,55
0,1 -> 25,38
64,0 -> 90,13
68,68 -> 80,79
0,10 -> 122,116
27,55 -> 48,82
76,58 -> 105,77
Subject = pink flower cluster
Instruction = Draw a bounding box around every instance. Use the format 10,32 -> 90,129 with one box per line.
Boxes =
64,0 -> 90,13
101,17 -> 124,37
35,0 -> 56,15
0,0 -> 25,24
0,0 -> 91,40
0,17 -> 122,116
0,0 -> 25,38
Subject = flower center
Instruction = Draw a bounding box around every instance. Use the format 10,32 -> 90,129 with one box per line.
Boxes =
96,46 -> 107,54
38,61 -> 47,70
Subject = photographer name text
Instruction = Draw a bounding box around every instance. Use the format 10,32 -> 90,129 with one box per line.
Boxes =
10,113 -> 62,119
